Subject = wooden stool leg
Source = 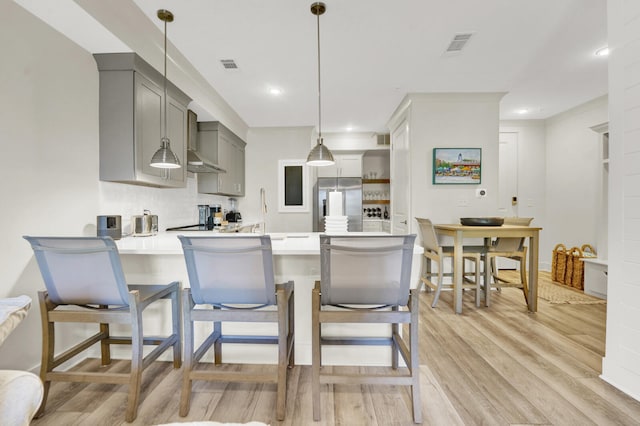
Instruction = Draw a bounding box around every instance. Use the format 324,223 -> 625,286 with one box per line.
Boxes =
276,287 -> 288,421
409,290 -> 422,423
36,291 -> 54,418
392,306 -> 399,369
99,318 -> 111,366
180,289 -> 195,417
125,292 -> 143,423
171,287 -> 182,368
311,283 -> 322,421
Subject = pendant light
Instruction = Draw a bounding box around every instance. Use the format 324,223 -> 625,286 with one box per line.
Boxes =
306,2 -> 335,167
150,9 -> 181,169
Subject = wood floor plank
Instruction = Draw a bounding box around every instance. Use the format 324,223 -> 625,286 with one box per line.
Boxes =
468,293 -> 639,425
578,376 -> 640,422
461,306 -> 595,425
278,363 -> 304,426
30,276 -> 640,426
333,384 -> 375,425
474,296 -> 601,379
361,366 -> 416,425
129,368 -> 183,425
418,365 -> 465,426
443,311 -> 551,424
417,305 -> 513,424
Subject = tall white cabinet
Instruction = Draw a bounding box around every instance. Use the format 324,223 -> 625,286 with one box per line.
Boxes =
316,154 -> 363,178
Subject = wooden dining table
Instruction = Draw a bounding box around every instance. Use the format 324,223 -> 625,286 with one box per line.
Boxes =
434,223 -> 543,314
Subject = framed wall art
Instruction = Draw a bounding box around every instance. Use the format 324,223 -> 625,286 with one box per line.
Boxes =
433,148 -> 481,184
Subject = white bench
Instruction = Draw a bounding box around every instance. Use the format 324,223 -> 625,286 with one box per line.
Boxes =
583,258 -> 608,299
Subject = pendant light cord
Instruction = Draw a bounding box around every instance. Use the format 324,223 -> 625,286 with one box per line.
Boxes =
316,8 -> 322,142
163,17 -> 168,144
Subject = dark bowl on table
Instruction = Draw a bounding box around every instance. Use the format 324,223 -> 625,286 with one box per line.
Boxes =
460,217 -> 504,226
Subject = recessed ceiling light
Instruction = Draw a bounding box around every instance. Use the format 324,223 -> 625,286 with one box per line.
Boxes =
517,109 -> 529,115
595,46 -> 609,57
269,87 -> 282,96
346,126 -> 353,132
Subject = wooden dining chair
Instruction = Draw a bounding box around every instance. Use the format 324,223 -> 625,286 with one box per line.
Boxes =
415,217 -> 484,309
312,234 -> 421,423
23,236 -> 181,423
485,217 -> 534,304
178,235 -> 295,421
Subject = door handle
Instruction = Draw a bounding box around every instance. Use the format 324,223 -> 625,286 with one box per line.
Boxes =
401,220 -> 407,225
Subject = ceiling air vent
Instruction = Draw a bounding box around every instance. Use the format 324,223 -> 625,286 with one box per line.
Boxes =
220,59 -> 238,69
445,33 -> 474,54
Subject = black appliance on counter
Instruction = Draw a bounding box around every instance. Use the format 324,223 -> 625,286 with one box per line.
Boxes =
225,197 -> 241,223
226,211 -> 242,222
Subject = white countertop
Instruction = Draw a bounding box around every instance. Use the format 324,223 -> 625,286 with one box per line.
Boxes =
115,232 -> 423,366
116,232 -> 423,256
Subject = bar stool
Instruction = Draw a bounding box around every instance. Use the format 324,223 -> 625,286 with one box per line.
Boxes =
23,236 -> 181,423
312,234 -> 421,423
178,235 -> 295,421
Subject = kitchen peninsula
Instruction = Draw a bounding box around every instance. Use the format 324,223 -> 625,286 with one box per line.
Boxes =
116,232 -> 423,366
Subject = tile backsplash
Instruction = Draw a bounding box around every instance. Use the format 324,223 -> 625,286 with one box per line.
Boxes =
98,175 -> 231,234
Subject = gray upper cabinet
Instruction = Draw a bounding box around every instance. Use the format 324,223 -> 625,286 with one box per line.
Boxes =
197,122 -> 246,196
94,53 -> 190,188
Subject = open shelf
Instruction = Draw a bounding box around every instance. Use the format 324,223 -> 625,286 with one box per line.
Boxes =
363,200 -> 390,204
363,179 -> 390,184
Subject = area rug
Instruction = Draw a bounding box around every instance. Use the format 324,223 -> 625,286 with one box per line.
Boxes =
538,279 -> 606,304
157,422 -> 268,426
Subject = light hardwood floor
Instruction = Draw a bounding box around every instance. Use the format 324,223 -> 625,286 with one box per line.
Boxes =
31,274 -> 640,426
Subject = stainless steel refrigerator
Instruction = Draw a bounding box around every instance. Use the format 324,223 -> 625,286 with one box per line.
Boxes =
313,177 -> 363,232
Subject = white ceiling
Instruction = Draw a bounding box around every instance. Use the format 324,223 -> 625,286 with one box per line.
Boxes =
17,0 -> 608,134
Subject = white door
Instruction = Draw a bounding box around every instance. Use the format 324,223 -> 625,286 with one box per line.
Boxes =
498,132 -> 519,217
391,118 -> 411,234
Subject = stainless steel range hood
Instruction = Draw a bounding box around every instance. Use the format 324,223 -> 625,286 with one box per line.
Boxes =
187,150 -> 226,174
186,109 -> 226,173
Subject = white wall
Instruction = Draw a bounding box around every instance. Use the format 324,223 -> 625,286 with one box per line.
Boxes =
0,1 -> 228,371
244,127 -> 315,233
500,99 -> 606,271
389,93 -> 505,229
543,96 -> 608,268
602,0 -> 640,402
